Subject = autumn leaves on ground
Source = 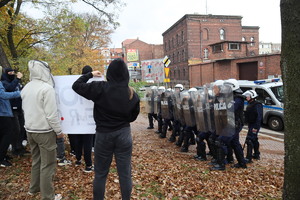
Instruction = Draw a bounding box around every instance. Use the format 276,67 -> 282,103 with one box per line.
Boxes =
0,114 -> 284,200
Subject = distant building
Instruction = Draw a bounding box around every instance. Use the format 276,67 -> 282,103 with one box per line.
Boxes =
121,38 -> 164,81
162,14 -> 260,87
259,42 -> 281,54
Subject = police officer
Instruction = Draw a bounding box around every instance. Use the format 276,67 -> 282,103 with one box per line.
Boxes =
146,86 -> 158,129
243,90 -> 263,163
211,79 -> 247,170
155,86 -> 165,134
159,88 -> 173,138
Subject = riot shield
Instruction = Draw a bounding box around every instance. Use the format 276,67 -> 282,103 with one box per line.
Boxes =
192,88 -> 208,132
204,84 -> 215,132
145,88 -> 157,114
213,84 -> 235,137
181,90 -> 196,127
172,91 -> 185,124
161,92 -> 171,119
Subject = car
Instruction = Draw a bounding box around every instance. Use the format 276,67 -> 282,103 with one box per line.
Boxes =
238,78 -> 284,131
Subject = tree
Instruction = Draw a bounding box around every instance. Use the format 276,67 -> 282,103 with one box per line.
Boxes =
0,0 -> 123,69
281,0 -> 300,199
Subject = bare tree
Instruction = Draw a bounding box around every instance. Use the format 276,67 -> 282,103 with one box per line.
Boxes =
281,0 -> 300,199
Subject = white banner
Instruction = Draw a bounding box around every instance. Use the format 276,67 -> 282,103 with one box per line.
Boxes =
54,75 -> 104,134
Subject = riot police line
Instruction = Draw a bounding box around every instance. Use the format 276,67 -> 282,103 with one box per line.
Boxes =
144,79 -> 263,171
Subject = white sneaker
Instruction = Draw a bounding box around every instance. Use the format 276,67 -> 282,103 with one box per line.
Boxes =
22,140 -> 28,147
55,194 -> 62,200
58,159 -> 71,166
8,144 -> 12,152
92,147 -> 94,152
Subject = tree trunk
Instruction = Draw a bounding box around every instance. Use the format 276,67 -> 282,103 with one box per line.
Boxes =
0,43 -> 11,68
281,0 -> 300,199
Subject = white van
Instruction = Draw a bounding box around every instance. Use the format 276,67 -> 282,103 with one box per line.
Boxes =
238,79 -> 284,131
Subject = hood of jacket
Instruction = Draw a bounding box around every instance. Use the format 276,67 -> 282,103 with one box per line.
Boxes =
1,68 -> 15,82
106,58 -> 129,85
28,60 -> 54,87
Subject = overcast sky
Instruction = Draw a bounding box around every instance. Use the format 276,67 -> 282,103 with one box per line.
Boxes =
106,0 -> 281,48
25,0 -> 281,48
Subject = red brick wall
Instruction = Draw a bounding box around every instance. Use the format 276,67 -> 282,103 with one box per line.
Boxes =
189,54 -> 281,87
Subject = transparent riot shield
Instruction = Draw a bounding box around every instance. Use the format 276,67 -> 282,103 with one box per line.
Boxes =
152,90 -> 158,114
213,84 -> 235,137
192,88 -> 208,132
161,92 -> 170,119
181,90 -> 195,127
204,84 -> 215,132
173,91 -> 185,125
144,87 -> 152,113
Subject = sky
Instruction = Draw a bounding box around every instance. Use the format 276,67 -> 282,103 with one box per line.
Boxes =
105,0 -> 282,48
24,0 -> 282,48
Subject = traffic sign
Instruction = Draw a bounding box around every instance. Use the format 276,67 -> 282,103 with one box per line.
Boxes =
148,65 -> 152,69
163,56 -> 171,67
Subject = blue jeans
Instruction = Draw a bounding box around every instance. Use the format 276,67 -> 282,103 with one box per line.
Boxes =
56,137 -> 66,160
93,126 -> 132,200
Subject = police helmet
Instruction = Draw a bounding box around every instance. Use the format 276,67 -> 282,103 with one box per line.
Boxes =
151,86 -> 157,90
174,84 -> 184,91
224,79 -> 242,93
158,86 -> 166,93
243,90 -> 258,99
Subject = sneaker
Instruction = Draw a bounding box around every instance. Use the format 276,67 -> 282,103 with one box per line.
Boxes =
22,140 -> 28,147
75,160 -> 82,166
92,147 -> 94,152
55,194 -> 62,200
70,150 -> 76,156
58,158 -> 72,166
0,160 -> 12,167
83,166 -> 94,173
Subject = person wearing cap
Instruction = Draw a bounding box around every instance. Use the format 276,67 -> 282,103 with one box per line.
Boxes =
243,90 -> 263,163
0,66 -> 21,167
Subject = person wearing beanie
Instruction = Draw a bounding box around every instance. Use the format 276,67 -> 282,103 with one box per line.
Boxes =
72,58 -> 140,200
0,66 -> 21,167
72,65 -> 94,173
1,68 -> 28,157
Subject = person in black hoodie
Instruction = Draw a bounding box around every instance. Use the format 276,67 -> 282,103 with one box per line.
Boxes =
1,68 -> 28,156
72,58 -> 140,200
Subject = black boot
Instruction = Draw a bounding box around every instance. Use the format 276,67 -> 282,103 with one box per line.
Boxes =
195,141 -> 207,161
253,139 -> 260,160
175,129 -> 183,147
210,141 -> 225,171
245,139 -> 253,163
159,124 -> 167,138
181,131 -> 190,152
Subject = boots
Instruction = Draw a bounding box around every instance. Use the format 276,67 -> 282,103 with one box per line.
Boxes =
211,141 -> 225,171
159,124 -> 167,138
245,138 -> 253,163
253,139 -> 260,160
195,141 -> 207,161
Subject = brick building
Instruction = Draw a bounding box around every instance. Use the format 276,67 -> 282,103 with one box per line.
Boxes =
162,14 -> 261,87
121,38 -> 164,80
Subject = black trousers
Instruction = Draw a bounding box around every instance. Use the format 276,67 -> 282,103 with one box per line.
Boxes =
73,134 -> 93,166
0,117 -> 13,162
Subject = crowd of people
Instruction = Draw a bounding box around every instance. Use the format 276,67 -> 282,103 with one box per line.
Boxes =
0,58 -> 140,200
145,79 -> 263,171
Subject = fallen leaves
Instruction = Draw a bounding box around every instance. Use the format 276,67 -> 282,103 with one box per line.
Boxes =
0,114 -> 284,199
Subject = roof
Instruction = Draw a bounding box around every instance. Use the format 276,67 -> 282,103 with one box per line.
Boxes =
208,41 -> 249,46
162,14 -> 242,36
122,39 -> 137,46
242,26 -> 260,30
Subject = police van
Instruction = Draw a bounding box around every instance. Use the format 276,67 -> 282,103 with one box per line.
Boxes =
238,78 -> 284,131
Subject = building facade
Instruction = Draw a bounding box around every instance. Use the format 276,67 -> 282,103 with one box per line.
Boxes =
162,14 -> 260,87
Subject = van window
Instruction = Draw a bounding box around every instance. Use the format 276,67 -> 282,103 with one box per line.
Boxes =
271,86 -> 284,103
240,87 -> 252,93
255,88 -> 274,105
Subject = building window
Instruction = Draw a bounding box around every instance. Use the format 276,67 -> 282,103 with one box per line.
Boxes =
204,48 -> 209,59
228,43 -> 240,50
177,51 -> 180,63
203,28 -> 209,40
173,70 -> 176,78
220,29 -> 225,40
250,37 -> 255,46
177,34 -> 179,45
212,44 -> 223,53
181,30 -> 184,43
178,69 -> 181,79
165,41 -> 168,51
183,68 -> 186,77
169,40 -> 171,50
242,37 -> 246,41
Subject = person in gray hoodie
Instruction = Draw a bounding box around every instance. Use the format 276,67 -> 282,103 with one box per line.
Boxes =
21,60 -> 62,200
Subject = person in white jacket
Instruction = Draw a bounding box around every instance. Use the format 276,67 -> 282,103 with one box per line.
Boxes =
21,60 -> 62,200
